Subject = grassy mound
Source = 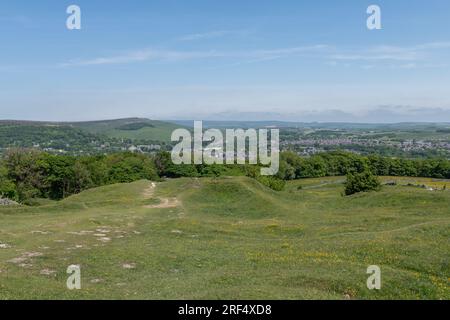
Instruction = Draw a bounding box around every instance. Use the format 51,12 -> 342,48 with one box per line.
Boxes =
0,177 -> 448,299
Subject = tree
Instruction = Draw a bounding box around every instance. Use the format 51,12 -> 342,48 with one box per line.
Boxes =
276,159 -> 296,180
41,153 -> 76,199
0,164 -> 16,200
154,151 -> 198,178
344,169 -> 381,196
3,148 -> 47,201
106,153 -> 158,183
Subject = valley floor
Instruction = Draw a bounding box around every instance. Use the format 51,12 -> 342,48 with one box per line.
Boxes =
0,176 -> 449,299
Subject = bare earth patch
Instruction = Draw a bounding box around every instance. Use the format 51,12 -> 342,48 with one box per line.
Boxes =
96,228 -> 111,233
145,197 -> 180,209
94,233 -> 107,237
31,231 -> 51,235
90,278 -> 103,284
8,252 -> 44,267
40,269 -> 56,276
142,182 -> 157,197
8,257 -> 27,264
142,182 -> 181,209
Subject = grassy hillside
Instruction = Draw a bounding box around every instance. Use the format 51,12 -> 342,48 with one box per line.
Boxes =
69,118 -> 183,142
0,122 -> 101,150
0,118 -> 182,151
0,176 -> 449,299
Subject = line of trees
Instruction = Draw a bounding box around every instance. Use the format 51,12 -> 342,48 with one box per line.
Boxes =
276,151 -> 450,180
0,149 -> 158,203
1,149 -> 450,203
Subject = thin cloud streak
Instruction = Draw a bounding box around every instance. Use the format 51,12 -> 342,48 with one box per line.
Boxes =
330,42 -> 450,62
179,30 -> 232,41
61,45 -> 332,67
178,29 -> 254,41
61,41 -> 450,68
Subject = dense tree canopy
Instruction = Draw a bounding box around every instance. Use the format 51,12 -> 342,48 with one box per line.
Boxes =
275,151 -> 450,180
1,149 -> 450,203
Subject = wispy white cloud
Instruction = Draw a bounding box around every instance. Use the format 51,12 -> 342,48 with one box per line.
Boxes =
61,41 -> 450,69
62,45 -> 331,67
178,29 -> 254,41
61,49 -> 225,66
179,30 -> 231,41
329,42 -> 450,62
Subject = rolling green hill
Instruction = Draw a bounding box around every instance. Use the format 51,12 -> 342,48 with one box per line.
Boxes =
0,122 -> 103,152
69,118 -> 183,142
0,176 -> 448,299
0,119 -> 182,151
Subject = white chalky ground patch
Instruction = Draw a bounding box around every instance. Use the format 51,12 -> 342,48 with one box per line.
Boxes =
8,252 -> 43,266
40,269 -> 56,276
31,231 -> 51,235
90,279 -> 103,283
96,229 -> 111,233
94,234 -> 107,237
8,257 -> 27,264
23,252 -> 43,258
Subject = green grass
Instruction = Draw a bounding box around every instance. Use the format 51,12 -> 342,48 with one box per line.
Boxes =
0,177 -> 449,299
71,118 -> 184,142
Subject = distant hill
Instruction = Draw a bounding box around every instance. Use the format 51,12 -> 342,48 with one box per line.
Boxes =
67,118 -> 184,142
167,120 -> 450,130
0,122 -> 101,152
0,118 -> 183,146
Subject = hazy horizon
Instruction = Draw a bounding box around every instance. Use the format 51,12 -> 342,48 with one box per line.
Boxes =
1,1 -> 450,122
2,107 -> 450,125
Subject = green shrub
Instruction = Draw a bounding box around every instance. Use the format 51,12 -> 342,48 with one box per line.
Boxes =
0,165 -> 17,200
344,170 -> 381,196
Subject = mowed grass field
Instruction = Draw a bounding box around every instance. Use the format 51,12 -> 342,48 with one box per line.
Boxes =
0,176 -> 449,299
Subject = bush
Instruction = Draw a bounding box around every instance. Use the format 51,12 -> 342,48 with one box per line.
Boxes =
344,170 -> 381,196
154,151 -> 198,178
256,175 -> 286,191
106,153 -> 158,183
0,165 -> 17,200
2,148 -> 47,201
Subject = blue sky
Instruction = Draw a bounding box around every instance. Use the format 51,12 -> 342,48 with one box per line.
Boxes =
1,0 -> 450,121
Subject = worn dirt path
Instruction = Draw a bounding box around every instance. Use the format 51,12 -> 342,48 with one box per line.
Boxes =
143,182 -> 180,209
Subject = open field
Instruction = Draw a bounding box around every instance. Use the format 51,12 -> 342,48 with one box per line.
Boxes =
0,118 -> 184,154
0,176 -> 449,299
70,118 -> 183,142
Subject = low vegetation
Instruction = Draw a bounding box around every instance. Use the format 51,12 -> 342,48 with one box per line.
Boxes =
0,176 -> 448,299
344,170 -> 381,196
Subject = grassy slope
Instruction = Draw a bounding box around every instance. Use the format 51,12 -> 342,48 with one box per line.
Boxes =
70,118 -> 183,142
0,177 -> 449,299
0,118 -> 183,144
